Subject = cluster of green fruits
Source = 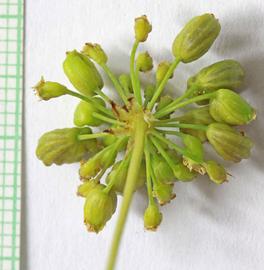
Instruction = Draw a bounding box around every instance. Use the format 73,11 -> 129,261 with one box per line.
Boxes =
34,14 -> 255,270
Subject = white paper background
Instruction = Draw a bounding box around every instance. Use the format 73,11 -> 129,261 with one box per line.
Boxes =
23,1 -> 264,269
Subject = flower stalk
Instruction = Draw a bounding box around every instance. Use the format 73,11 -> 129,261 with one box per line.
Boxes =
106,113 -> 147,270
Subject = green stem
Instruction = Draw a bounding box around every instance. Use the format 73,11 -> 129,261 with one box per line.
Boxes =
94,89 -> 112,103
94,168 -> 107,183
78,132 -> 109,140
121,83 -> 131,97
104,152 -> 132,194
130,41 -> 142,105
106,114 -> 146,270
147,58 -> 180,110
155,85 -> 198,114
101,63 -> 128,105
144,139 -> 155,205
155,92 -> 216,118
92,112 -> 126,126
154,122 -> 208,131
156,129 -> 183,137
135,66 -> 142,103
151,130 -> 198,162
64,89 -> 114,117
149,136 -> 177,172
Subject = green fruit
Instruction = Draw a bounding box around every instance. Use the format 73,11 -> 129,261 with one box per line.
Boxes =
210,89 -> 256,125
206,123 -> 253,162
173,162 -> 197,181
182,134 -> 204,162
33,77 -> 68,100
84,185 -> 117,233
156,62 -> 172,84
134,15 -> 152,42
203,160 -> 227,184
136,51 -> 153,72
63,50 -> 103,96
74,97 -> 106,127
152,156 -> 175,183
36,127 -> 97,166
144,204 -> 162,230
172,13 -> 220,63
187,59 -> 244,95
82,43 -> 108,65
106,159 -> 145,194
77,180 -> 99,197
153,182 -> 175,205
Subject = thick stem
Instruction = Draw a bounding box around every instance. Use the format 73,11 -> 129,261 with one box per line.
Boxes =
155,92 -> 216,118
106,114 -> 146,270
147,58 -> 180,110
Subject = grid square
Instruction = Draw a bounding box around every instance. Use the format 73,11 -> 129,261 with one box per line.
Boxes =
6,163 -> 14,174
3,224 -> 12,234
3,235 -> 12,246
8,19 -> 18,28
6,126 -> 16,136
4,211 -> 13,222
0,5 -> 7,15
5,175 -> 14,185
5,187 -> 14,197
4,200 -> 13,211
6,150 -> 14,162
3,260 -> 12,270
7,78 -> 16,88
6,101 -> 16,113
9,5 -> 18,15
3,247 -> 12,257
9,29 -> 17,39
7,53 -> 16,64
0,18 -> 8,28
7,89 -> 16,101
5,139 -> 15,149
8,66 -> 16,76
8,41 -> 17,51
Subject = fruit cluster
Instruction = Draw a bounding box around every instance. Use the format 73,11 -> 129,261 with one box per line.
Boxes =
34,14 -> 255,270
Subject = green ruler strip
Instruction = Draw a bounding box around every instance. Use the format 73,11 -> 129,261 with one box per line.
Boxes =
0,0 -> 23,269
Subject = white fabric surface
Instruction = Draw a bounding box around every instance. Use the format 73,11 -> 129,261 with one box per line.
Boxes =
24,0 -> 264,269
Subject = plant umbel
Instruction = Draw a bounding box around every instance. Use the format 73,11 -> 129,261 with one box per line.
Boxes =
34,13 -> 255,270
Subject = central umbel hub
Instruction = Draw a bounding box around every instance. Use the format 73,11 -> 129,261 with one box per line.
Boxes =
110,97 -> 153,137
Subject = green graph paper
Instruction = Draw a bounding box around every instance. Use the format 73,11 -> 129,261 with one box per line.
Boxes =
0,0 -> 23,269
